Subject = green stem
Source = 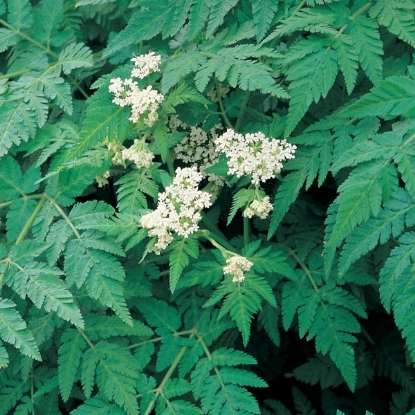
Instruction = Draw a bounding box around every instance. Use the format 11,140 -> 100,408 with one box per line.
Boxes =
287,247 -> 320,293
243,216 -> 250,247
234,91 -> 251,132
44,194 -> 82,240
165,150 -> 175,176
15,196 -> 46,245
215,80 -> 233,129
199,227 -> 237,254
143,345 -> 189,415
291,0 -> 306,16
349,2 -> 373,20
201,212 -> 228,243
0,19 -> 57,58
77,328 -> 96,350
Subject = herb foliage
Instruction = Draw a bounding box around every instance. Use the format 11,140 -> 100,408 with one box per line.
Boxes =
1,0 -> 415,414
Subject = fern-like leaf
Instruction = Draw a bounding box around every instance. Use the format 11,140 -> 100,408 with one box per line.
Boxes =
292,354 -> 344,389
58,328 -> 87,401
81,341 -> 140,415
0,298 -> 41,361
324,162 -> 398,268
284,45 -> 338,136
62,85 -> 130,163
370,0 -> 415,48
341,76 -> 415,119
251,0 -> 279,42
380,233 -> 415,362
169,236 -> 199,293
340,189 -> 415,274
104,1 -> 174,57
205,274 -> 275,346
346,15 -> 383,84
191,347 -> 265,414
206,0 -> 239,38
71,397 -> 128,414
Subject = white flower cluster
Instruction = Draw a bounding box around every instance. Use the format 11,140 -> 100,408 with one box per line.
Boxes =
131,52 -> 161,79
243,196 -> 273,220
108,52 -> 163,126
96,170 -> 111,188
121,139 -> 154,169
140,167 -> 212,254
107,139 -> 154,169
223,255 -> 253,283
175,126 -> 220,167
172,119 -> 224,185
214,129 -> 296,184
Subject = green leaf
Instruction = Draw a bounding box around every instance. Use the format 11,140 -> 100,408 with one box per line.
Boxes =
340,189 -> 415,274
347,15 -> 383,84
0,298 -> 41,360
58,329 -> 87,401
370,0 -> 415,48
251,0 -> 279,42
0,100 -> 37,157
0,28 -> 18,52
104,1 -> 173,57
58,43 -> 93,75
23,262 -> 84,327
8,0 -> 32,30
206,0 -> 239,38
341,77 -> 415,119
284,45 -> 338,136
333,34 -> 359,94
188,0 -> 210,40
169,236 -> 199,292
62,86 -> 130,163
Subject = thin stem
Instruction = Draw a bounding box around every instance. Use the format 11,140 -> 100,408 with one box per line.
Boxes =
215,80 -> 233,129
143,345 -> 189,415
243,216 -> 250,247
291,0 -> 306,16
15,196 -> 46,245
44,194 -> 82,240
201,212 -> 228,243
165,150 -> 175,176
0,19 -> 57,58
349,2 -> 373,20
77,328 -> 96,350
199,229 -> 237,254
287,247 -> 320,293
234,91 -> 251,132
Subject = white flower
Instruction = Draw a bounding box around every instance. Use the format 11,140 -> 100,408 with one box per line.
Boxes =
107,141 -> 126,165
108,53 -> 164,126
214,129 -> 296,184
223,255 -> 253,283
174,124 -> 224,185
243,196 -> 273,220
131,52 -> 161,79
95,170 -> 111,188
121,139 -> 154,169
140,167 -> 212,254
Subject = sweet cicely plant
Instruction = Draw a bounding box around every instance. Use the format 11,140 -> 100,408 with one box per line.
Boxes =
1,0 -> 415,414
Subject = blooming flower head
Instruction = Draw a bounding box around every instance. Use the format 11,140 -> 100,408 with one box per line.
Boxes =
223,255 -> 253,283
121,139 -> 154,169
131,52 -> 161,79
243,195 -> 273,220
174,122 -> 224,185
214,129 -> 296,184
108,52 -> 164,126
140,167 -> 212,254
95,170 -> 111,188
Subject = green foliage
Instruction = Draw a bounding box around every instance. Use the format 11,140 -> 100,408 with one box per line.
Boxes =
2,0 -> 415,414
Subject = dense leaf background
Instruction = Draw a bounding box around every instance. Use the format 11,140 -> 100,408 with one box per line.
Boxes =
1,0 -> 415,414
